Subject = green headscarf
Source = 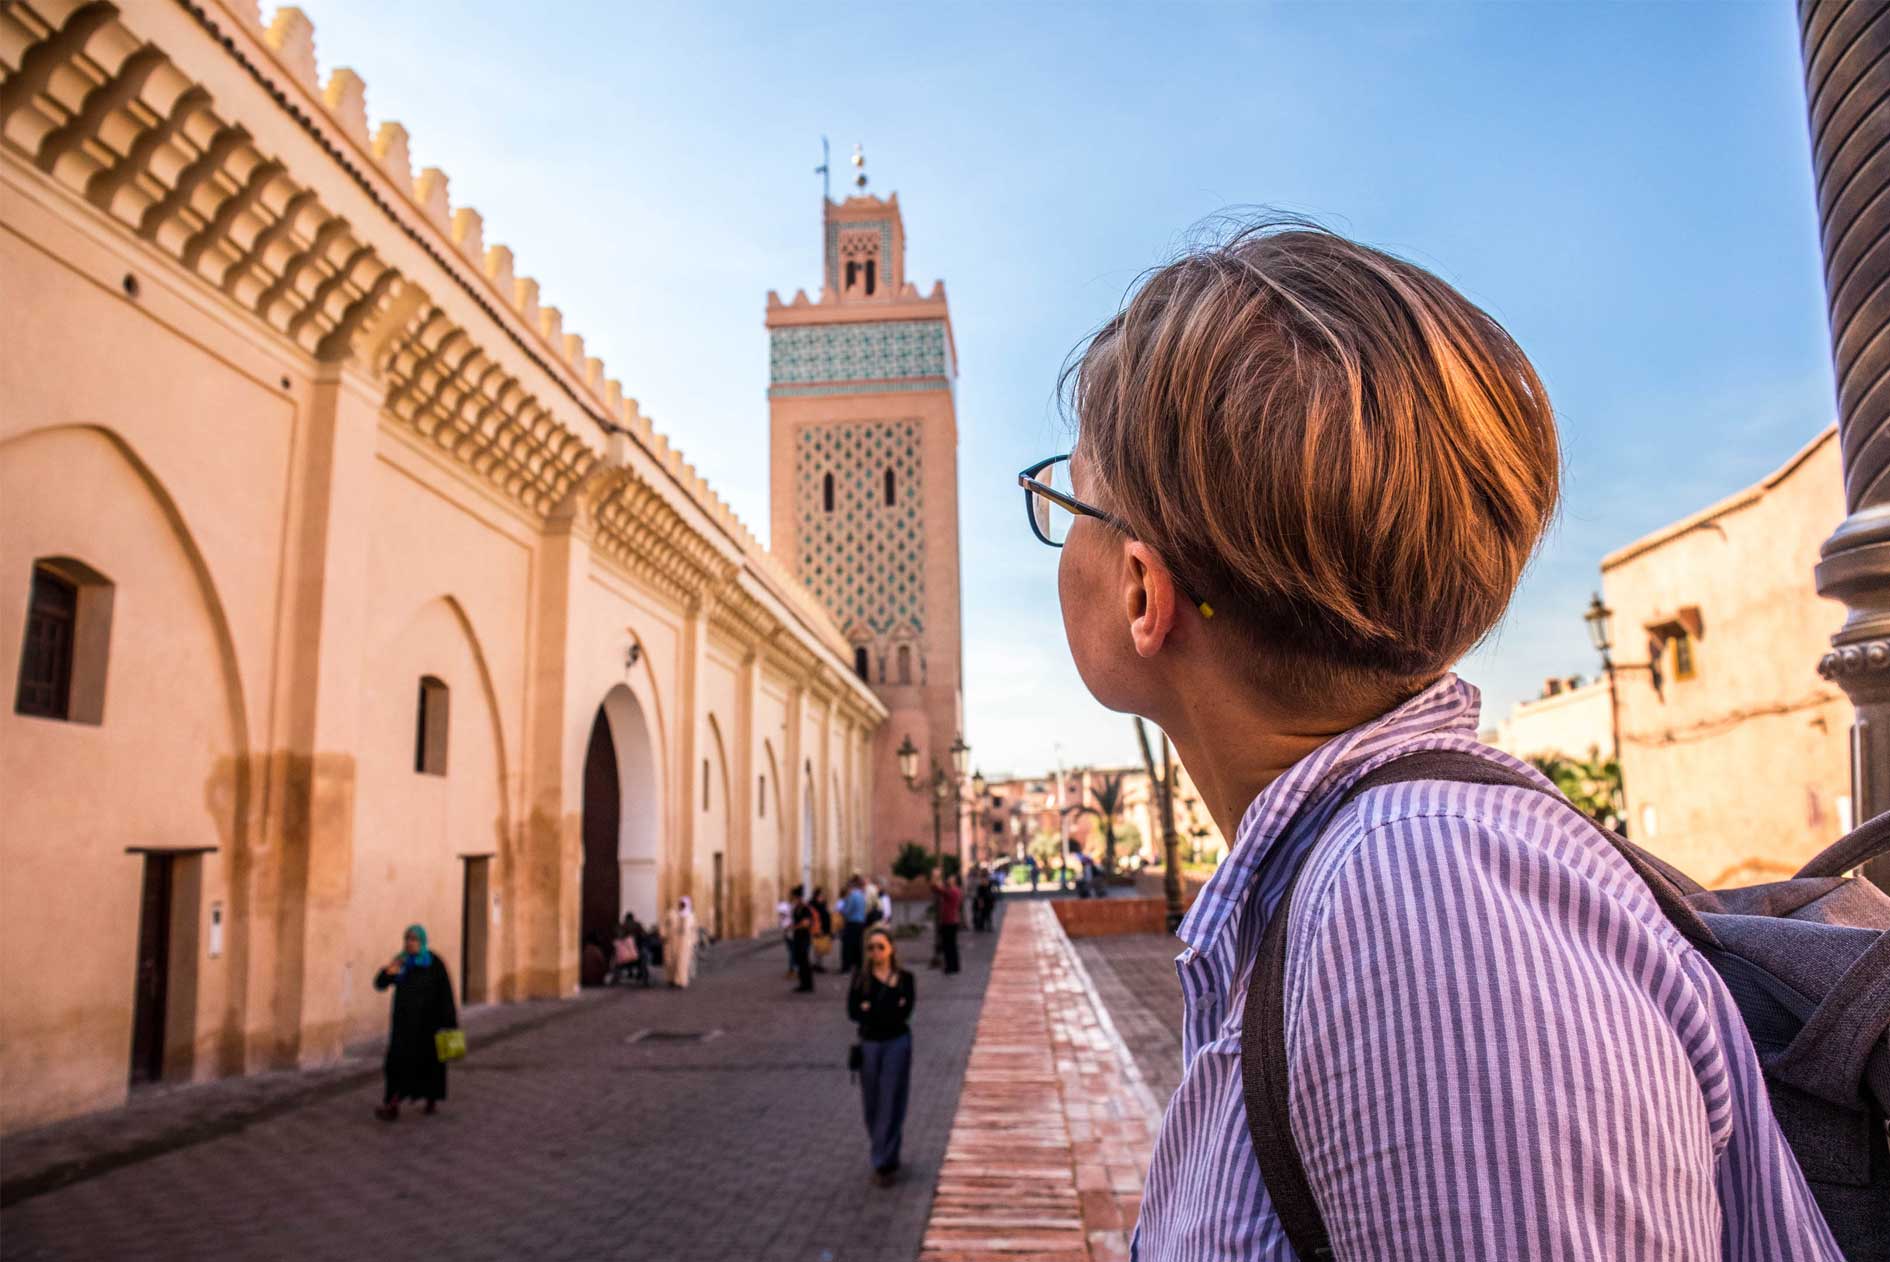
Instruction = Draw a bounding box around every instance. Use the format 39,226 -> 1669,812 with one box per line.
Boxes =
403,923 -> 432,968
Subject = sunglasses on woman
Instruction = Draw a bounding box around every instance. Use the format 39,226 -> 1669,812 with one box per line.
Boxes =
1017,454 -> 1215,619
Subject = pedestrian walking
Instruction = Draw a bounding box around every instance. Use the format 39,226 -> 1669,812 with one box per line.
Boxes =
660,896 -> 698,989
972,868 -> 996,932
875,880 -> 893,928
935,873 -> 963,974
789,885 -> 816,992
371,923 -> 456,1122
839,874 -> 869,973
1027,219 -> 1840,1257
846,925 -> 914,1187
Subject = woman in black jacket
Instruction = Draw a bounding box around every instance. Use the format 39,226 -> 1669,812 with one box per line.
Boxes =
372,924 -> 456,1121
846,925 -> 915,1185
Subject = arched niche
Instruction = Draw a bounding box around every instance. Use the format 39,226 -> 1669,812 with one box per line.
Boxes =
593,683 -> 660,928
0,423 -> 250,1119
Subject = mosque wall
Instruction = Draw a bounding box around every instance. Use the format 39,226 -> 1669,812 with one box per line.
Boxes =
0,0 -> 883,1133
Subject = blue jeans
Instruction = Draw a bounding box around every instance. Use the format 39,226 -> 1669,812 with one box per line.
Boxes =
859,1032 -> 912,1172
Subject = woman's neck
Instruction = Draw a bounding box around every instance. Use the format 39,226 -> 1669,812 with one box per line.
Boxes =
872,962 -> 895,983
1160,686 -> 1370,841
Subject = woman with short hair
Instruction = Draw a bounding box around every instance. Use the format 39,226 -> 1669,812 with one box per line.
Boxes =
1024,219 -> 1837,1259
847,925 -> 915,1187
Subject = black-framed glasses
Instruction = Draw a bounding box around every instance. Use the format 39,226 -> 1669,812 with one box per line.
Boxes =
1017,454 -> 1215,619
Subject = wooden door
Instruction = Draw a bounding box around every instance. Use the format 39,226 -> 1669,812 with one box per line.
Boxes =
130,854 -> 173,1085
460,857 -> 490,1005
580,708 -> 620,974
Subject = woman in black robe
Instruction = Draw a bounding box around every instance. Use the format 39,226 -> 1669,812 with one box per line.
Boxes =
373,923 -> 456,1121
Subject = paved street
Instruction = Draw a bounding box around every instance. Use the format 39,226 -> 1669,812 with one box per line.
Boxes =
1070,934 -> 1183,1106
3,916 -> 1003,1262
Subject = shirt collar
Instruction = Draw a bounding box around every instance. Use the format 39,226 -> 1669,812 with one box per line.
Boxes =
1175,673 -> 1483,957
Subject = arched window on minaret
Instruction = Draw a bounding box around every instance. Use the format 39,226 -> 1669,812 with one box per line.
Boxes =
853,645 -> 869,680
823,472 -> 835,513
839,229 -> 881,300
883,468 -> 895,506
897,645 -> 912,685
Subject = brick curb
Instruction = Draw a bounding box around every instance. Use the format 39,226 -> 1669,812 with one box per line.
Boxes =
919,902 -> 1159,1262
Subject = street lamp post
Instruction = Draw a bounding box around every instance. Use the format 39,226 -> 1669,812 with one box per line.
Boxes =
898,733 -> 976,965
1799,2 -> 1890,881
1584,593 -> 1627,830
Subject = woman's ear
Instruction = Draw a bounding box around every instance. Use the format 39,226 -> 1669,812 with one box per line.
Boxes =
1124,541 -> 1179,658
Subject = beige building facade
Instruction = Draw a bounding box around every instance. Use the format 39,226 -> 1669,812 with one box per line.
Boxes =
1599,427 -> 1851,886
1482,676 -> 1613,763
0,0 -> 886,1132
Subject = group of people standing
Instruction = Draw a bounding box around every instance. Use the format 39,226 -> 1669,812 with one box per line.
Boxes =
781,876 -> 891,991
580,897 -> 702,988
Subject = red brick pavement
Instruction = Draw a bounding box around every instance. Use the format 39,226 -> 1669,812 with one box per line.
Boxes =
921,901 -> 1160,1262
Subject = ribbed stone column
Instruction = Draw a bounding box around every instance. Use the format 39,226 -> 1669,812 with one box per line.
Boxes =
1801,1 -> 1890,856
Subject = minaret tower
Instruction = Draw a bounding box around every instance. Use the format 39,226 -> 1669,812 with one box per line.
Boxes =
766,148 -> 964,877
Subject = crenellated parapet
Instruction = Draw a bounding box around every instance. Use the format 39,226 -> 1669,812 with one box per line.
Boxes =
0,0 -> 877,711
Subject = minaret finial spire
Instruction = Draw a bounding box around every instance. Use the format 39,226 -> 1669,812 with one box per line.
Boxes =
851,142 -> 867,192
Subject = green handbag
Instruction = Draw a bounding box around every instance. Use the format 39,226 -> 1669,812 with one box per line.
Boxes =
434,1028 -> 467,1062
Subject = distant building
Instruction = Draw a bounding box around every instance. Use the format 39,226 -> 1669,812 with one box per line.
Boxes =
1599,426 -> 1850,886
979,759 -> 1228,870
1482,675 -> 1613,764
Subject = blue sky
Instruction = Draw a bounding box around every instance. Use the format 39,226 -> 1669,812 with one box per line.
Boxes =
299,1 -> 1834,776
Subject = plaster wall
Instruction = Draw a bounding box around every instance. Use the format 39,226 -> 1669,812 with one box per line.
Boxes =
1484,681 -> 1613,763
1601,430 -> 1850,884
0,428 -> 245,1128
0,217 -> 289,1128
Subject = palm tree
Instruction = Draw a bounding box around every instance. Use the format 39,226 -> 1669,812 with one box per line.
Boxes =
1135,718 -> 1186,930
1529,749 -> 1625,834
1065,771 -> 1127,876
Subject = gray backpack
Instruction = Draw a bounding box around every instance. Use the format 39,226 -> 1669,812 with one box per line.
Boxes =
1240,750 -> 1890,1261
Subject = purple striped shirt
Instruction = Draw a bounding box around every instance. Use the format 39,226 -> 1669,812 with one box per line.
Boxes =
1131,676 -> 1839,1261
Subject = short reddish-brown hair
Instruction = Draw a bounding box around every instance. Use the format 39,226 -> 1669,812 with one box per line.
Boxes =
1065,219 -> 1560,711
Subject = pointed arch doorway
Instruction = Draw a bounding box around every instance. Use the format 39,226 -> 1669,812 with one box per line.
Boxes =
580,685 -> 659,975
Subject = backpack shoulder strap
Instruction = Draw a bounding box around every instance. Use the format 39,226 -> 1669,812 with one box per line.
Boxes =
1237,749 -> 1569,1260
